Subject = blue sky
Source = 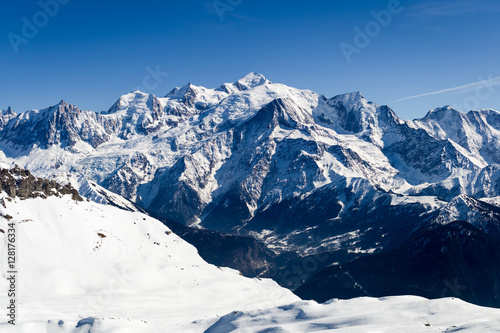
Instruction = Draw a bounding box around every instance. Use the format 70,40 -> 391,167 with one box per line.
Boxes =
1,0 -> 499,119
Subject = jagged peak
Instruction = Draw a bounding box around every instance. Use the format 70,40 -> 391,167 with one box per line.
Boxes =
328,91 -> 386,118
468,108 -> 500,117
479,108 -> 500,113
330,91 -> 367,105
329,92 -> 401,120
422,106 -> 500,122
165,82 -> 199,99
267,96 -> 292,108
47,100 -> 78,113
215,82 -> 233,94
2,106 -> 15,115
164,73 -> 270,98
56,100 -> 71,109
446,194 -> 480,207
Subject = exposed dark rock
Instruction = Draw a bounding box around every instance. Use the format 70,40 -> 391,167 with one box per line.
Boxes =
0,166 -> 82,201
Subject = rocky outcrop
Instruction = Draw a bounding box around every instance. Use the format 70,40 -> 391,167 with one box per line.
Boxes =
0,166 -> 82,201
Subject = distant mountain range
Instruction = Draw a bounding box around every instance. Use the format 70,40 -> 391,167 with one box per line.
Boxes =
1,73 -> 500,307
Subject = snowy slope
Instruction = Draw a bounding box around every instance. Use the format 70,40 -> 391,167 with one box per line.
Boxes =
480,196 -> 500,207
203,296 -> 500,332
415,106 -> 500,165
0,193 -> 298,332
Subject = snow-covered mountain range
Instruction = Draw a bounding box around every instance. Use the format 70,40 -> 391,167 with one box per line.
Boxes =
1,73 -> 499,255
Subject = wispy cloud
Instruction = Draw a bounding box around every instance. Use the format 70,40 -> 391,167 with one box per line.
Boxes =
406,0 -> 499,17
394,75 -> 500,102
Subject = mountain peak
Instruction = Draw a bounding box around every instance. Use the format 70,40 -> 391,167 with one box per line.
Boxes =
165,82 -> 198,99
331,91 -> 366,105
422,105 -> 462,121
4,106 -> 15,115
234,72 -> 271,90
105,91 -> 156,115
50,99 -> 76,113
431,105 -> 457,112
328,91 -> 374,117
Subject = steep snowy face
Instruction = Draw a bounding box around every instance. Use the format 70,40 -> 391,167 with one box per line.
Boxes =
426,194 -> 500,239
415,106 -> 500,165
313,91 -> 404,147
163,82 -> 228,116
233,72 -> 271,90
0,188 -> 298,331
0,101 -> 115,150
139,96 -> 402,232
312,93 -> 482,186
104,91 -> 164,138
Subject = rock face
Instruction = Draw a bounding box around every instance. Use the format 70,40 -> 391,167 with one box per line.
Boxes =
0,101 -> 115,149
0,166 -> 82,201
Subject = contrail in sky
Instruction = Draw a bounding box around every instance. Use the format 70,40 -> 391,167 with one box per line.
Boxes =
394,75 -> 500,102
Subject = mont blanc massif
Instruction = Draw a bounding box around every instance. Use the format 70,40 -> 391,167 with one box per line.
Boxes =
1,73 -> 500,332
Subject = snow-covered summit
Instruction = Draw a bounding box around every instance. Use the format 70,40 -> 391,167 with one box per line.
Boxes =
165,82 -> 197,99
330,90 -> 366,106
234,72 -> 271,90
106,91 -> 153,114
312,90 -> 404,148
414,105 -> 500,165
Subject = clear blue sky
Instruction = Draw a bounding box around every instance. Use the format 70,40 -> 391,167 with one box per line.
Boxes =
1,0 -> 499,119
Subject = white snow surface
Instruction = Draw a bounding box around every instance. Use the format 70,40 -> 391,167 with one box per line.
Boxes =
480,196 -> 500,207
0,194 -> 298,332
203,296 -> 500,333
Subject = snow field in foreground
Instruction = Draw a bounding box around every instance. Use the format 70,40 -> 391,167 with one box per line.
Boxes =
0,194 -> 298,332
